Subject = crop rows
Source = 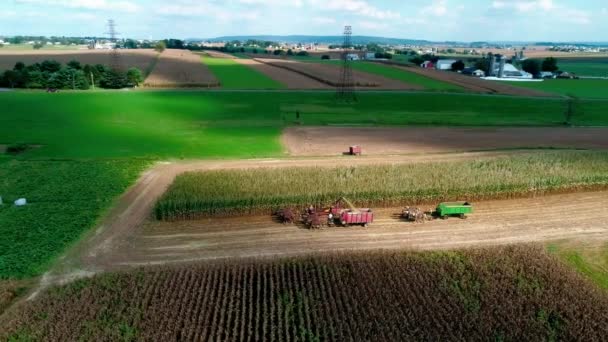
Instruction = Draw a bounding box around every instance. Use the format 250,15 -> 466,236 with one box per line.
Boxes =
144,49 -> 220,88
2,246 -> 608,341
155,151 -> 608,220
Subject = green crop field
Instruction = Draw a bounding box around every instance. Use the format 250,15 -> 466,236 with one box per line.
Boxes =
305,60 -> 460,91
4,91 -> 607,159
509,79 -> 608,99
155,151 -> 608,219
0,159 -> 148,279
201,56 -> 284,89
349,62 -> 462,91
559,59 -> 608,77
549,243 -> 608,290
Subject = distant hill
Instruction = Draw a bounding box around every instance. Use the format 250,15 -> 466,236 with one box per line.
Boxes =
189,35 -> 433,45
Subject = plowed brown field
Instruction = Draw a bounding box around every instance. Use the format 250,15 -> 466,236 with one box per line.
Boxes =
283,127 -> 608,156
143,49 -> 219,88
255,58 -> 422,90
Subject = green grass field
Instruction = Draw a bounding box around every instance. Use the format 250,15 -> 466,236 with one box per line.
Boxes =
548,243 -> 608,290
2,91 -> 608,159
509,79 -> 608,99
0,159 -> 148,278
349,62 -> 462,91
559,59 -> 608,77
201,56 -> 284,89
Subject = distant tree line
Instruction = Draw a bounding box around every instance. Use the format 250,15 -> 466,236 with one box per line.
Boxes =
0,60 -> 143,90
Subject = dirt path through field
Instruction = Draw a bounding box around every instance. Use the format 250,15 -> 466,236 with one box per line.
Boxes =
121,191 -> 608,267
283,127 -> 608,156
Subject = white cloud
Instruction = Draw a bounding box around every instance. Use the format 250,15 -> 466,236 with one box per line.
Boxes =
421,0 -> 448,17
311,17 -> 336,25
490,0 -> 590,24
16,0 -> 139,12
308,0 -> 400,19
358,21 -> 388,31
157,1 -> 260,21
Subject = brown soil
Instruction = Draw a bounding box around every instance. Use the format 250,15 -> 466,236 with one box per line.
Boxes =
255,58 -> 422,90
283,127 -> 608,156
102,191 -> 608,269
143,49 -> 219,88
0,49 -> 158,72
385,63 -> 556,97
234,59 -> 332,89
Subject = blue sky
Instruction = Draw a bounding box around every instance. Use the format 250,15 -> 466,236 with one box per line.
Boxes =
1,0 -> 607,41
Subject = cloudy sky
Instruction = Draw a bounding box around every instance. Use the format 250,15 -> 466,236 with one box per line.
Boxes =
1,0 -> 607,41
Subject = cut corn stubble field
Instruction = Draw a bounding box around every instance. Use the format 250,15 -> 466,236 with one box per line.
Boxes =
42,151 -> 608,288
143,49 -> 219,88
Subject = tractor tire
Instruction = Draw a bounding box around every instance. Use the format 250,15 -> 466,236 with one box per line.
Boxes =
460,214 -> 466,219
442,215 -> 448,220
363,223 -> 369,228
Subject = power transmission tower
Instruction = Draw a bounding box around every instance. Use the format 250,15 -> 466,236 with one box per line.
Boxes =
336,25 -> 357,103
106,19 -> 123,71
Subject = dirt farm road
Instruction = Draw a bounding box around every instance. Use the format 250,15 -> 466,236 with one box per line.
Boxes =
40,150 -> 608,289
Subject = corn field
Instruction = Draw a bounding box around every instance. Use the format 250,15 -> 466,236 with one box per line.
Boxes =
155,151 -> 608,220
2,246 -> 607,341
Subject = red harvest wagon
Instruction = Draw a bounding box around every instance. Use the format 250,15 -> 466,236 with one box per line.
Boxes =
339,209 -> 374,227
349,146 -> 362,156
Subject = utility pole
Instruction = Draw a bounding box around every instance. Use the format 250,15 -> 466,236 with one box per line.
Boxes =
336,25 -> 357,103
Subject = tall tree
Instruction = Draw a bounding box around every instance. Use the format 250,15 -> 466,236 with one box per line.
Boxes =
126,68 -> 143,87
522,59 -> 541,75
542,57 -> 559,72
155,41 -> 166,53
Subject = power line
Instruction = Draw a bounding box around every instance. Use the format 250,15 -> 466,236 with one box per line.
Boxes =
105,19 -> 122,71
336,25 -> 357,103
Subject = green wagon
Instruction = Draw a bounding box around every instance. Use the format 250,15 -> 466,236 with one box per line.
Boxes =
436,202 -> 473,219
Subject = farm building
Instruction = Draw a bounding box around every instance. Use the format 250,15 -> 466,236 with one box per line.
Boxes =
436,59 -> 458,70
365,52 -> 376,60
420,61 -> 435,68
495,63 -> 533,79
462,68 -> 486,77
346,53 -> 360,61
